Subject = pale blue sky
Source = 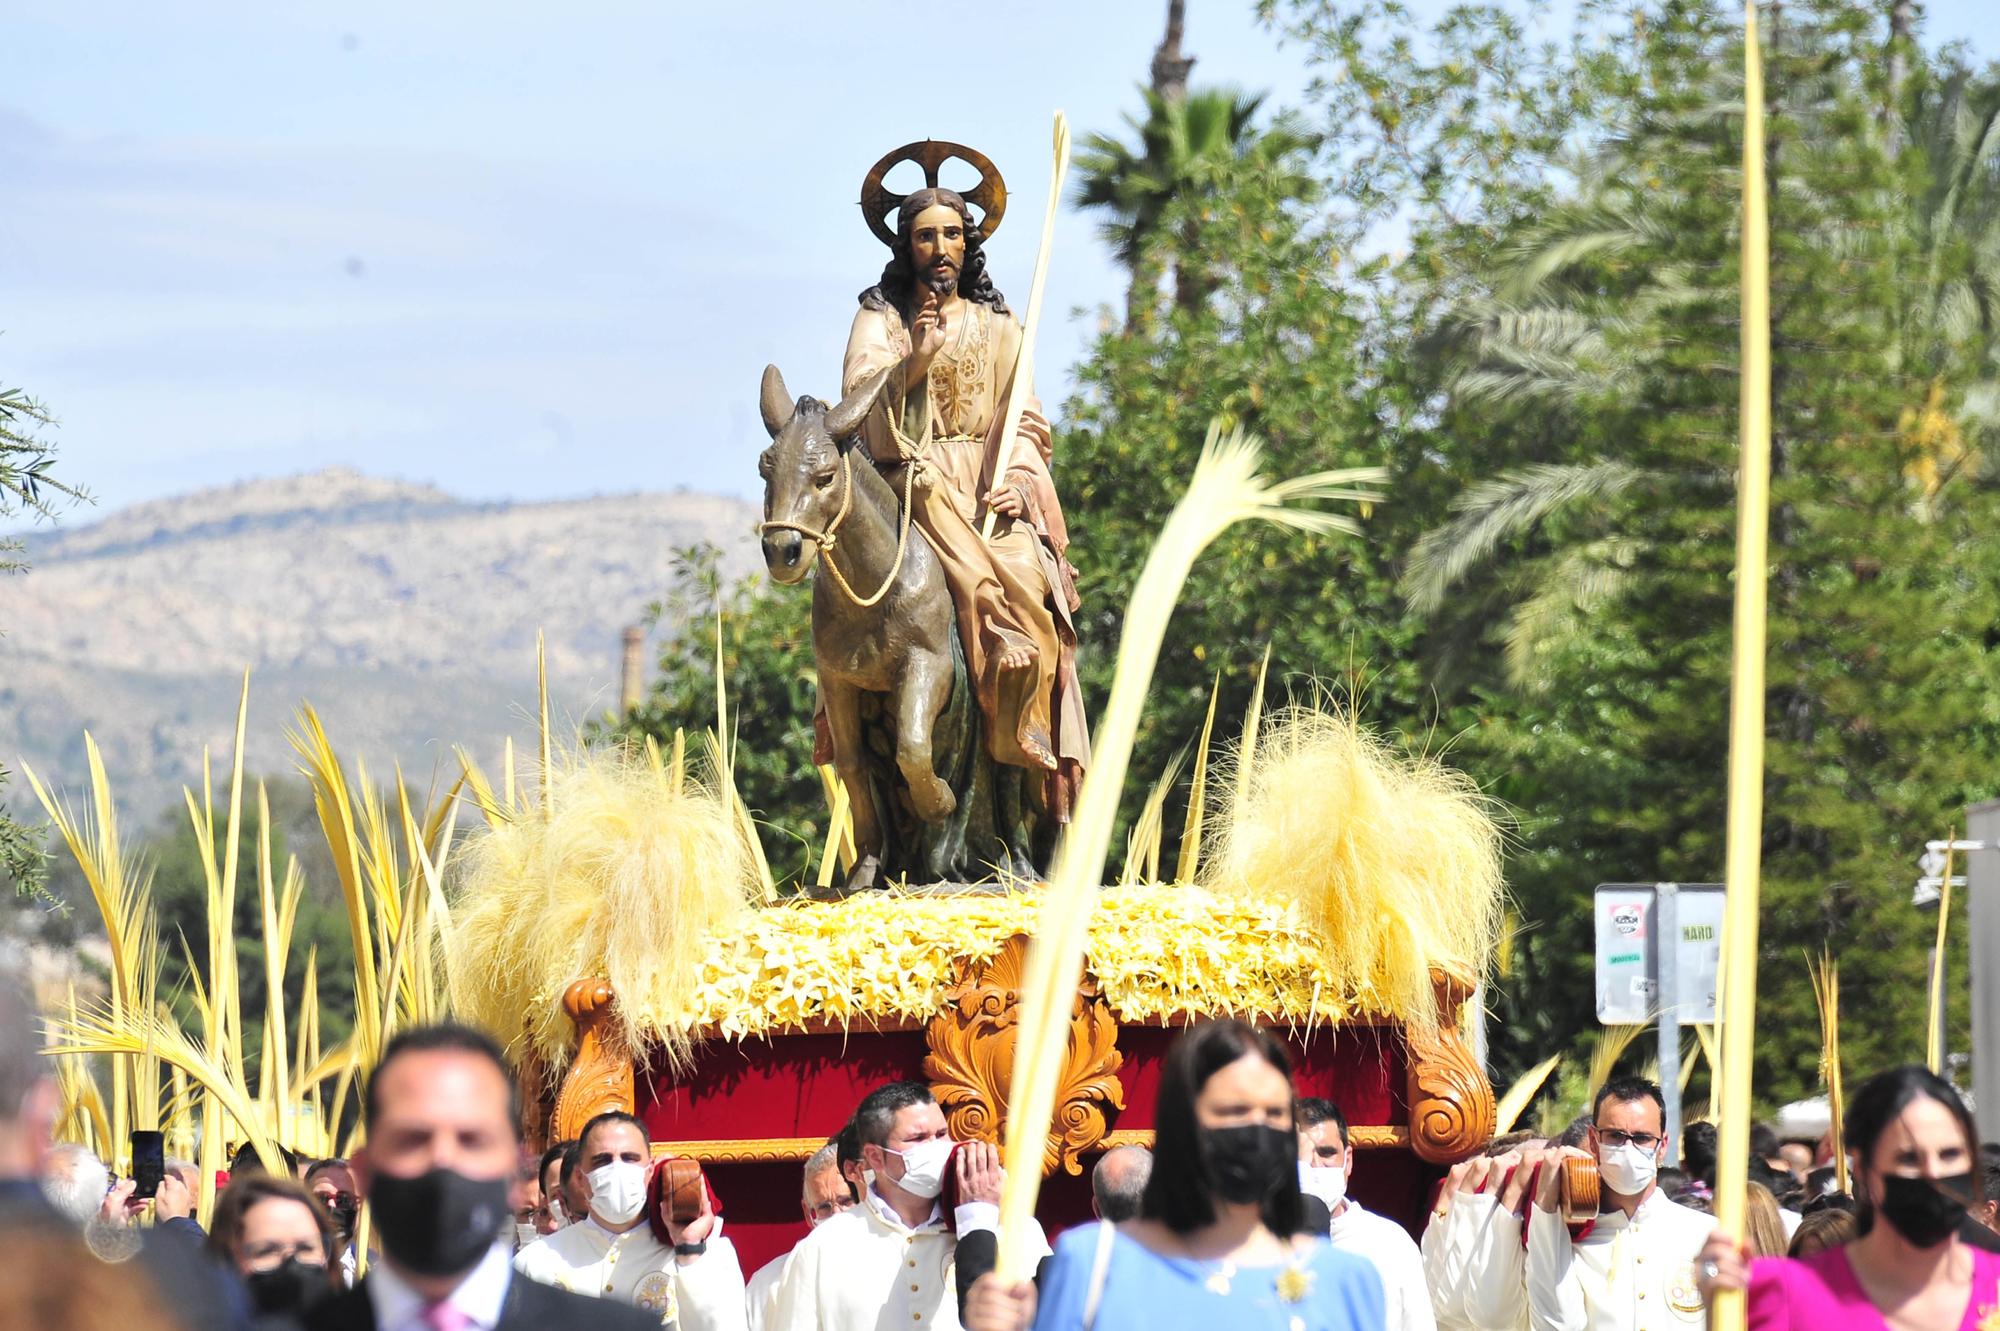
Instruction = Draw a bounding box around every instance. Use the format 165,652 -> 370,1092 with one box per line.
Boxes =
3,1 -> 1990,516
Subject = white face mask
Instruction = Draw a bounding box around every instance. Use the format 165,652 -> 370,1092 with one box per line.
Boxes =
884,1138 -> 953,1201
586,1161 -> 648,1225
549,1195 -> 567,1224
515,1222 -> 538,1250
1597,1142 -> 1659,1196
1298,1162 -> 1348,1214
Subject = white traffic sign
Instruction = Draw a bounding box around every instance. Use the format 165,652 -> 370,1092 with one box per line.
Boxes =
1594,883 -> 1725,1024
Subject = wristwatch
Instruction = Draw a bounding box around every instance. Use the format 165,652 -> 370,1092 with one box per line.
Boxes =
674,1239 -> 708,1257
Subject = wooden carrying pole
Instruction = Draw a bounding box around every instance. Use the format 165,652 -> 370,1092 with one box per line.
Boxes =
1711,4 -> 1773,1329
980,112 -> 1071,541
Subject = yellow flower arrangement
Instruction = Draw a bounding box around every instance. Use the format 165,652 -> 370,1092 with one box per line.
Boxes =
660,880 -> 1432,1043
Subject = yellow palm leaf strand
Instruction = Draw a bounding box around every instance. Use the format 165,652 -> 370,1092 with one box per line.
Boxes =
47,1000 -> 283,1193
502,735 -> 519,814
816,770 -> 854,891
22,738 -> 155,1161
1712,7 -> 1774,1328
1590,1023 -> 1649,1099
537,629 -> 554,819
1174,675 -> 1224,886
1807,952 -> 1847,1193
1233,644 -> 1274,819
1495,1053 -> 1562,1136
256,784 -> 296,1132
217,673 -> 252,1090
1926,831 -> 1954,1074
1120,747 -> 1188,886
291,706 -> 382,1064
995,423 -> 1386,1280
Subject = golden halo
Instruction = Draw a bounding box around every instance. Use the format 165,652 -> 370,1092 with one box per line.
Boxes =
859,139 -> 1007,249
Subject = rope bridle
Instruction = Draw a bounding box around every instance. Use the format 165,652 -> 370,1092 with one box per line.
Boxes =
759,445 -> 918,610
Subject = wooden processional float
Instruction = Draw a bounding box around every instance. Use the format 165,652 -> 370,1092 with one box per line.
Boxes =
518,905 -> 1496,1280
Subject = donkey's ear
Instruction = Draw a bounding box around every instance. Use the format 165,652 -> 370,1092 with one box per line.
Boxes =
824,365 -> 892,442
760,365 -> 793,439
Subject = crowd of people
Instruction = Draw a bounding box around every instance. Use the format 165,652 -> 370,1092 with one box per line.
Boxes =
4,966 -> 1998,1331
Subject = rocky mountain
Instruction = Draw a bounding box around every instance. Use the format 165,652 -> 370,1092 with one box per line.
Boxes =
1,468 -> 760,820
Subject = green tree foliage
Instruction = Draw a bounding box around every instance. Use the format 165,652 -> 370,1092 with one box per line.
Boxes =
2,383 -> 88,893
1348,0 -> 2000,1100
1073,86 -> 1321,326
612,0 -> 1995,1107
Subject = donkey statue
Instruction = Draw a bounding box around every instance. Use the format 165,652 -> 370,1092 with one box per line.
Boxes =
756,363 -> 1044,894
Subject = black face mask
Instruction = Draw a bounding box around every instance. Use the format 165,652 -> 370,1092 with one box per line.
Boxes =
245,1258 -> 331,1315
367,1167 -> 509,1277
1200,1124 -> 1297,1205
1876,1172 -> 1971,1248
328,1201 -> 359,1243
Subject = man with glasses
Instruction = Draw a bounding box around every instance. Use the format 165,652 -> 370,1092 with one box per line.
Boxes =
1525,1075 -> 1715,1331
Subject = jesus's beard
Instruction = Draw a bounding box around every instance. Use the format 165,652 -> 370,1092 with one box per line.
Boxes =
923,261 -> 958,296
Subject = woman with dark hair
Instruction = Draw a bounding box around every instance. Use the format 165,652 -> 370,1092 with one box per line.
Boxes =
965,1020 -> 1385,1331
204,1172 -> 341,1318
1696,1065 -> 1996,1328
1787,1208 -> 1857,1258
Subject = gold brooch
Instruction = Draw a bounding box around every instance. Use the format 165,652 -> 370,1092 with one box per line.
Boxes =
1276,1263 -> 1316,1304
1973,1303 -> 1999,1331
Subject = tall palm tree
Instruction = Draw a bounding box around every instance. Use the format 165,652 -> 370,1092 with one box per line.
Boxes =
1404,56 -> 2000,684
1073,87 -> 1320,331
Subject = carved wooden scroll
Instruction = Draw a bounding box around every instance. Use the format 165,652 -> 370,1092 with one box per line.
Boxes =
1405,972 -> 1496,1164
553,978 -> 636,1140
922,934 -> 1124,1176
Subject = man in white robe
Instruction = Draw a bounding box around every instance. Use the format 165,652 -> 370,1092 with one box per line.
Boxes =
767,1082 -> 1045,1331
745,1142 -> 856,1331
1443,1078 -> 1713,1331
514,1110 -> 747,1329
1297,1098 -> 1436,1331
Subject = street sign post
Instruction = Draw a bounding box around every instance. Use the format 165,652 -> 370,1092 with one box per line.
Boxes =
1594,882 -> 1726,1166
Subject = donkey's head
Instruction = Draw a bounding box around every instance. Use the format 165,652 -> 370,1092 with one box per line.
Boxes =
756,363 -> 890,585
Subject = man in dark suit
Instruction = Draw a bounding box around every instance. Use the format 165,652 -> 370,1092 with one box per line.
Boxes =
303,1023 -> 655,1331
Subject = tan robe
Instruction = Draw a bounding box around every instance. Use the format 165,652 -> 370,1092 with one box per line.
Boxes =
841,300 -> 1089,814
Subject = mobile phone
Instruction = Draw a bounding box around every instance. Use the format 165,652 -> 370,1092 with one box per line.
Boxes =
130,1130 -> 165,1201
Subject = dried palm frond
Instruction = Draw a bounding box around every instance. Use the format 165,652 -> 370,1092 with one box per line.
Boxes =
1207,703 -> 1502,1030
1692,1022 -> 1721,1121
996,422 -> 1386,1280
815,766 -> 854,890
1495,1053 -> 1562,1136
1589,1022 -> 1649,1098
1120,746 -> 1187,886
255,783 -> 306,1135
449,743 -> 760,1074
292,711 -> 463,1079
704,730 -> 775,903
53,985 -> 112,1160
47,998 -> 283,1187
292,705 -> 383,1066
1232,644 -> 1273,818
1807,951 -> 1847,1192
1926,833 -> 1955,1075
22,735 -> 155,1161
537,631 -> 554,818
1173,675 -> 1222,886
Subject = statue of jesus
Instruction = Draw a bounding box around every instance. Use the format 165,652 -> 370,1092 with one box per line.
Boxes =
841,143 -> 1089,822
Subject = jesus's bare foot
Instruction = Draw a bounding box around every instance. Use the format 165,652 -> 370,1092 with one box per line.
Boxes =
995,643 -> 1036,673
